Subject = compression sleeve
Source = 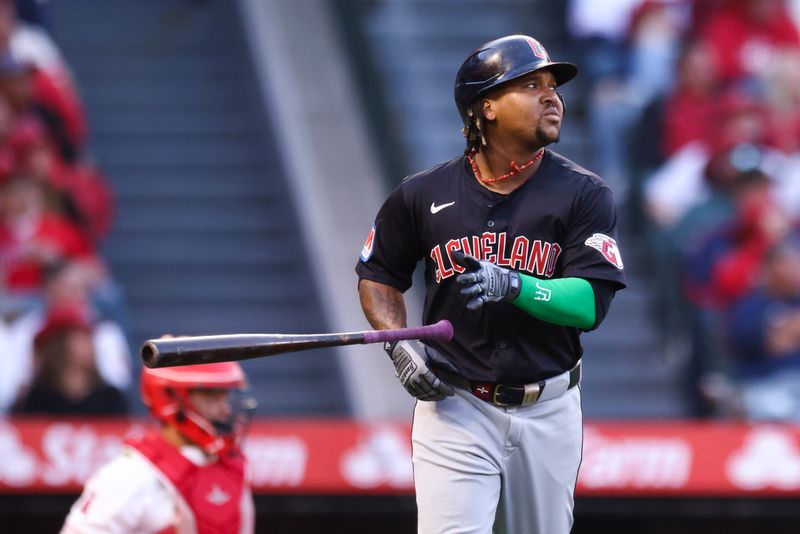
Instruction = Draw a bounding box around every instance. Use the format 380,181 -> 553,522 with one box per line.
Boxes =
511,274 -> 596,330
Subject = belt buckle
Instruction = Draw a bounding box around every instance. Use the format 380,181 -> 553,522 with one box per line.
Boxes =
492,384 -> 542,406
491,385 -> 511,407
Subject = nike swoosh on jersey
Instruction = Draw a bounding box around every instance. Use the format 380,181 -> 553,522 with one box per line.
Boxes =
430,201 -> 456,214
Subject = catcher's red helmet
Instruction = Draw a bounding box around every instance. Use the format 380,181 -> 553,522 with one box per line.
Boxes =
454,35 -> 578,122
140,362 -> 251,456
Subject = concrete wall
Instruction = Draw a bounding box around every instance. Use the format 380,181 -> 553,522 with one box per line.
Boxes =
238,0 -> 421,419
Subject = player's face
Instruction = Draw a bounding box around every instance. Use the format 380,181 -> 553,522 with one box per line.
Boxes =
188,388 -> 233,424
487,70 -> 563,147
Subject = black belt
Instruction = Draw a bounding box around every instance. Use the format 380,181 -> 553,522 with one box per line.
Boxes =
436,361 -> 581,407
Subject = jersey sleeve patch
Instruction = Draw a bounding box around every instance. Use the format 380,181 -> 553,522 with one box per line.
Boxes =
360,225 -> 376,262
584,233 -> 623,269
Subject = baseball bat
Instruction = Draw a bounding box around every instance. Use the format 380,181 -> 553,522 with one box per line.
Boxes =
141,320 -> 454,369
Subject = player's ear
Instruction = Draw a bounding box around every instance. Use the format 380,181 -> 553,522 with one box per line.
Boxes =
481,98 -> 496,121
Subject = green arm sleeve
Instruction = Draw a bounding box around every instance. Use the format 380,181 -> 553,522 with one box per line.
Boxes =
511,274 -> 596,329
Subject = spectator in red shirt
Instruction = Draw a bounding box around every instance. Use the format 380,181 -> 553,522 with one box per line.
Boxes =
678,165 -> 793,416
0,172 -> 95,293
12,118 -> 115,242
0,0 -> 88,157
0,49 -> 86,164
682,164 -> 792,311
698,0 -> 800,84
661,39 -> 721,158
0,90 -> 47,179
644,90 -> 772,228
709,181 -> 793,305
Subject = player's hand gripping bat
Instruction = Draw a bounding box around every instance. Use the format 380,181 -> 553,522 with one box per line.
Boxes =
141,320 -> 454,368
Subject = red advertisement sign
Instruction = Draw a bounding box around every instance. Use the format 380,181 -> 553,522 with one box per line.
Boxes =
1,418 -> 799,497
580,422 -> 800,496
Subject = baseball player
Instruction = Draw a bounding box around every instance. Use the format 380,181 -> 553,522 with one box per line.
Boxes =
61,361 -> 256,534
356,35 -> 626,533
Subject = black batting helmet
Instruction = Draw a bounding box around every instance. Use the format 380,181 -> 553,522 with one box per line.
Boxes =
454,35 -> 578,122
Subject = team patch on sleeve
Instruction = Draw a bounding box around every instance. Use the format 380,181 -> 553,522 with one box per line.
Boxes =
360,225 -> 376,262
584,233 -> 624,269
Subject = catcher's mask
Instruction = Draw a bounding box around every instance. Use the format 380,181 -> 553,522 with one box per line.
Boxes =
141,362 -> 256,456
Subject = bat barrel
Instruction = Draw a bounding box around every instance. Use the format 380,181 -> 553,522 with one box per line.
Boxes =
141,320 -> 454,369
141,333 -> 360,368
141,341 -> 160,368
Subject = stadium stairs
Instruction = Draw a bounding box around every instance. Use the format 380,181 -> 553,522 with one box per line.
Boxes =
48,0 -> 350,416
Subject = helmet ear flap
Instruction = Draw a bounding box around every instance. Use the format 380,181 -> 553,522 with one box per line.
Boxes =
165,386 -> 187,421
557,92 -> 566,117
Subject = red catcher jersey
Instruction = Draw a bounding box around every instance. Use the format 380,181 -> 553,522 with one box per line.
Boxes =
356,150 -> 626,383
128,432 -> 248,534
61,431 -> 254,534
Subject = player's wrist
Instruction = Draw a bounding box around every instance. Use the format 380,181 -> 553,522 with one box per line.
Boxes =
505,271 -> 521,302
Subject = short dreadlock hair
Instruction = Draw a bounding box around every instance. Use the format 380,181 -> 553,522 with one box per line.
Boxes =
461,101 -> 487,155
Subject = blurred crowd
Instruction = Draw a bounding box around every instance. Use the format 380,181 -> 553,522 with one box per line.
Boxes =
0,0 -> 130,417
4,0 -> 800,424
569,0 -> 800,421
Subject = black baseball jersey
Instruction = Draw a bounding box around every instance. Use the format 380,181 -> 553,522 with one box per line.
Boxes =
356,149 -> 626,383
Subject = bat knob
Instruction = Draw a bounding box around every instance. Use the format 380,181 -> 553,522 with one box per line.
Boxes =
438,319 -> 454,342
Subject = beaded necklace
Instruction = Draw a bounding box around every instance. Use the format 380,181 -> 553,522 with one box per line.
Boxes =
467,149 -> 544,183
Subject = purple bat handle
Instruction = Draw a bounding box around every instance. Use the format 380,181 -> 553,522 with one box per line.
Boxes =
362,320 -> 453,345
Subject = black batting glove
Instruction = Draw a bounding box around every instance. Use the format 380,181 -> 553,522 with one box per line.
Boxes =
384,340 -> 455,401
451,250 -> 521,311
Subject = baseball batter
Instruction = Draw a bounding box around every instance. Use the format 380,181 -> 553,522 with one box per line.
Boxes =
356,35 -> 626,533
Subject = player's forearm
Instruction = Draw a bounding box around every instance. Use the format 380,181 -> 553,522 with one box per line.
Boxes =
358,279 -> 407,330
512,275 -> 596,329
